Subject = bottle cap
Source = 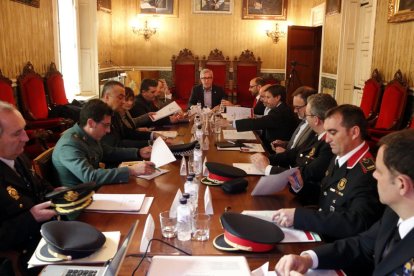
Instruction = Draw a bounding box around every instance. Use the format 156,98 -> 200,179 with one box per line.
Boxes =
179,197 -> 188,204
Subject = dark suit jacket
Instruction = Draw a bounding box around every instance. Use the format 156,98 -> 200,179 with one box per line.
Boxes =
0,155 -> 53,251
315,207 -> 414,276
129,94 -> 170,126
235,102 -> 298,149
294,143 -> 384,240
187,84 -> 226,109
286,121 -> 314,150
253,100 -> 265,116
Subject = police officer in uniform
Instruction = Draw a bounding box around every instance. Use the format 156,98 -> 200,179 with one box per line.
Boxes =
251,93 -> 337,205
52,99 -> 155,188
273,105 -> 384,240
0,101 -> 56,274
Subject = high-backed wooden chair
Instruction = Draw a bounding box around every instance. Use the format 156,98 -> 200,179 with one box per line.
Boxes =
200,49 -> 231,94
233,49 -> 261,107
171,49 -> 200,109
368,70 -> 408,140
360,69 -> 382,120
32,147 -> 57,185
17,62 -> 72,130
45,62 -> 70,106
0,69 -> 16,105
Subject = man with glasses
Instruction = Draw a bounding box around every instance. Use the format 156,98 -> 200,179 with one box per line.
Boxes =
249,77 -> 266,116
271,104 -> 383,240
53,99 -> 155,188
188,68 -> 231,110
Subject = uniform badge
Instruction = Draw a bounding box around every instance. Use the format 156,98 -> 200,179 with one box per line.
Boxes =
308,147 -> 316,158
64,191 -> 79,202
403,258 -> 413,276
7,186 -> 20,200
360,158 -> 375,173
337,178 -> 347,191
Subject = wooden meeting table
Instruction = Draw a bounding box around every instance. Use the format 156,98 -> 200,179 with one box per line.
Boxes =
78,122 -> 321,275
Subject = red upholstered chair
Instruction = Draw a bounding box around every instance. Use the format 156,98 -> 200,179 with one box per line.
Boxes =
200,49 -> 231,96
368,70 -> 408,140
171,49 -> 200,109
17,62 -> 72,130
360,69 -> 382,120
0,69 -> 16,105
233,49 -> 261,107
45,62 -> 69,106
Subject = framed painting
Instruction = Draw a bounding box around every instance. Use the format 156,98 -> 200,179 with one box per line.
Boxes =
97,0 -> 111,13
193,0 -> 234,14
388,0 -> 414,23
242,0 -> 287,20
326,0 -> 341,16
11,0 -> 39,8
139,0 -> 178,17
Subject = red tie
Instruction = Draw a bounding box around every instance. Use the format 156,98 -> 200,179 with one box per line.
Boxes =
253,98 -> 257,108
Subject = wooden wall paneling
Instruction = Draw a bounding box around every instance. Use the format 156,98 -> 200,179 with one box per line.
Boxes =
98,11 -> 112,66
322,13 -> 341,74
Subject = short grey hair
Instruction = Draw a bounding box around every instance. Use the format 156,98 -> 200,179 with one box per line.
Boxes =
200,68 -> 213,77
0,101 -> 18,136
307,93 -> 337,120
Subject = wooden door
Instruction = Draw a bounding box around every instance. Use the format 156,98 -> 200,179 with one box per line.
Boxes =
285,26 -> 322,106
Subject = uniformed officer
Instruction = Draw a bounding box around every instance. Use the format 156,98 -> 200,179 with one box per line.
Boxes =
0,101 -> 56,274
275,129 -> 414,276
272,104 -> 384,240
52,99 -> 155,188
251,93 -> 337,205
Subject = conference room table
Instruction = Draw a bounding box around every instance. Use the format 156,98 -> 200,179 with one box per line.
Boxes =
78,121 -> 322,275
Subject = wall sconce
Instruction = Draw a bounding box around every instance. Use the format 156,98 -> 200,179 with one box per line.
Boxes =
266,23 -> 286,44
131,17 -> 158,41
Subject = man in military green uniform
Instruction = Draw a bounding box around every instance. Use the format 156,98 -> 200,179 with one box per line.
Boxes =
52,99 -> 155,188
273,104 -> 384,240
0,101 -> 56,274
251,93 -> 337,205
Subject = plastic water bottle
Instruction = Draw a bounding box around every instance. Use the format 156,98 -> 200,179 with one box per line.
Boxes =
193,143 -> 203,175
184,175 -> 199,213
177,197 -> 191,241
195,124 -> 204,146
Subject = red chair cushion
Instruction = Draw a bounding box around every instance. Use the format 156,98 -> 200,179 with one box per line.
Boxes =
21,75 -> 49,119
207,64 -> 226,90
236,65 -> 257,107
0,81 -> 16,105
47,74 -> 69,105
174,64 -> 196,102
375,83 -> 406,129
360,79 -> 380,118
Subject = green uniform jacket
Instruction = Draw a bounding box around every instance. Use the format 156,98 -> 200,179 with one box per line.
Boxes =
52,124 -> 139,187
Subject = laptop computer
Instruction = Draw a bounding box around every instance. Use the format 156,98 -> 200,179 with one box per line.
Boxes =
40,221 -> 138,276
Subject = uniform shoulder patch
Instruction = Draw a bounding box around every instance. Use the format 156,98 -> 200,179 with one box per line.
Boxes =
360,157 -> 375,173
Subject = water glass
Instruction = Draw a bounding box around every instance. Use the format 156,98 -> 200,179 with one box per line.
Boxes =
192,213 -> 210,241
159,211 -> 177,238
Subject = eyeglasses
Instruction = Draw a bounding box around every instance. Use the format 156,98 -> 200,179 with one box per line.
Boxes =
98,122 -> 111,129
200,77 -> 213,80
293,104 -> 306,110
304,113 -> 317,118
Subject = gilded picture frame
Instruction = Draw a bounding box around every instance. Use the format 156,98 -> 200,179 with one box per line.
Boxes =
193,0 -> 234,14
139,0 -> 178,17
242,0 -> 288,20
388,0 -> 414,23
11,0 -> 39,8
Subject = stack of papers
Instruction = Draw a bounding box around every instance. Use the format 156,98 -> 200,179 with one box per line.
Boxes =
153,131 -> 178,138
86,194 -> 153,214
251,167 -> 297,196
241,211 -> 321,242
222,130 -> 256,140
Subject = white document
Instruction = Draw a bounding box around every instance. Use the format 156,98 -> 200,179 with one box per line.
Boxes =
137,197 -> 154,214
241,211 -> 321,243
226,106 -> 253,120
137,169 -> 169,180
169,189 -> 182,217
251,167 -> 297,196
140,214 -> 155,252
233,163 -> 265,175
253,262 -> 344,276
202,156 -> 209,176
86,194 -> 145,212
147,256 -> 251,276
151,136 -> 176,167
150,101 -> 181,121
153,131 -> 178,138
28,231 -> 120,268
223,129 -> 256,140
204,186 -> 214,215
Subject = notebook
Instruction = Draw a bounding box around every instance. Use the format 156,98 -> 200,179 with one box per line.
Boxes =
40,220 -> 138,276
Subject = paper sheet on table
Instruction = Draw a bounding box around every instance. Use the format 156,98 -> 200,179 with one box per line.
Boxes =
170,189 -> 182,217
204,186 -> 214,215
28,231 -> 120,268
223,129 -> 256,140
153,131 -> 178,138
150,101 -> 181,121
151,136 -> 176,167
137,169 -> 169,180
241,211 -> 321,243
226,106 -> 253,120
140,214 -> 155,252
251,167 -> 297,196
86,193 -> 145,212
252,262 -> 345,276
233,163 -> 265,175
84,197 -> 153,214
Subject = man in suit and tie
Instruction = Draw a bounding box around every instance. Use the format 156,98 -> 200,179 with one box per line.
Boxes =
272,105 -> 383,240
271,86 -> 317,153
249,77 -> 266,116
275,128 -> 414,276
187,68 -> 231,110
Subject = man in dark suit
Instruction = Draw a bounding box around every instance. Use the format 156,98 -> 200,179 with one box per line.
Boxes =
251,94 -> 337,205
249,77 -> 266,116
234,84 -> 298,150
275,129 -> 414,276
187,68 -> 230,110
273,105 -> 383,240
0,101 -> 56,274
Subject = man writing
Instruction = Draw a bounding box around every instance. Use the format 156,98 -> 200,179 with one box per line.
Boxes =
275,129 -> 414,276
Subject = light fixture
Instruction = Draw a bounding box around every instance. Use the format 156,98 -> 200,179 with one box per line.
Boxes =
266,23 -> 286,44
131,17 -> 158,41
